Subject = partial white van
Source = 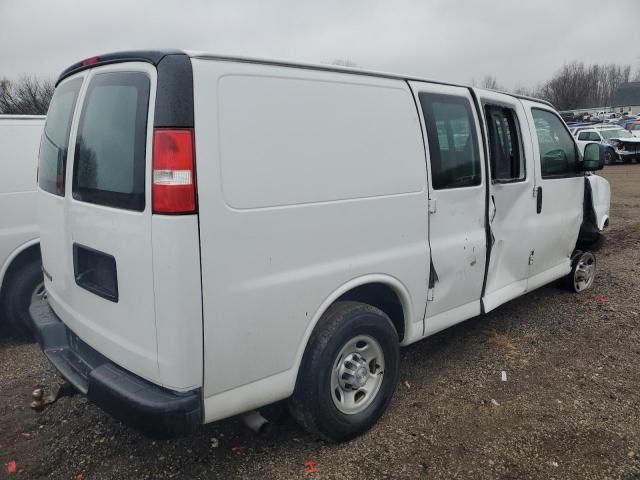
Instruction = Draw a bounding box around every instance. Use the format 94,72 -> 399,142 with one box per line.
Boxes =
31,51 -> 609,440
0,115 -> 45,336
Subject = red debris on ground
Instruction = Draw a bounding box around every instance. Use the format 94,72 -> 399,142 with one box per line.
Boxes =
304,460 -> 320,474
598,294 -> 607,305
6,461 -> 17,474
231,447 -> 244,455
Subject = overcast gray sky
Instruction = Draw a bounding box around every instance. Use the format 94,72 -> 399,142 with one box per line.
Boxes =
1,0 -> 638,88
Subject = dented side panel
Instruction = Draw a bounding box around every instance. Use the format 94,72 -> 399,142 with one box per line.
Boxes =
408,81 -> 487,336
586,174 -> 610,231
475,90 -> 538,313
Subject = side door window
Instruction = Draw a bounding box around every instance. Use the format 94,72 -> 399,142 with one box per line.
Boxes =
484,105 -> 525,182
531,109 -> 578,178
419,92 -> 481,189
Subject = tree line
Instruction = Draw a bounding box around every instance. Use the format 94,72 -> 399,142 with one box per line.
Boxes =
1,60 -> 639,115
479,62 -> 640,111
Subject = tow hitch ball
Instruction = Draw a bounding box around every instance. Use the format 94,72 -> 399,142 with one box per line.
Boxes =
30,382 -> 76,411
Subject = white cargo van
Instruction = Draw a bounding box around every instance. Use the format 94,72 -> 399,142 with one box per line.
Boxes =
0,115 -> 45,336
31,51 -> 609,440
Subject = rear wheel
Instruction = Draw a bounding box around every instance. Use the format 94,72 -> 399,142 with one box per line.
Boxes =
564,251 -> 596,293
1,260 -> 43,338
289,301 -> 400,442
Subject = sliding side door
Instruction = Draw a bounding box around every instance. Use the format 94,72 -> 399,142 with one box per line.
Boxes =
409,82 -> 487,336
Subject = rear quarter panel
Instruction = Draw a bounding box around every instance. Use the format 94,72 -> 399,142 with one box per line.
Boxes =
192,59 -> 429,418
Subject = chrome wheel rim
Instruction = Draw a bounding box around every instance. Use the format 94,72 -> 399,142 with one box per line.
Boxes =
574,252 -> 596,292
30,282 -> 46,305
330,335 -> 385,415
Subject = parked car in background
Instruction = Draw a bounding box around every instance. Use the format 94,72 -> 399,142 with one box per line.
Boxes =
572,123 -> 610,137
0,115 -> 45,337
575,126 -> 640,163
30,50 -> 609,442
626,121 -> 640,137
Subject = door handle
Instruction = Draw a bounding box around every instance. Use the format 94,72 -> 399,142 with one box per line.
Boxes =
536,186 -> 543,214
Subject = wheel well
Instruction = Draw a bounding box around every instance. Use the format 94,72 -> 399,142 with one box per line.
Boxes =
1,244 -> 41,299
336,283 -> 405,342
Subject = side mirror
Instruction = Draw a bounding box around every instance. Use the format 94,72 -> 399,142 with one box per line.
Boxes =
581,142 -> 605,171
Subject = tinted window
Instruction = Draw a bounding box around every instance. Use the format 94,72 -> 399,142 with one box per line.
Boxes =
531,109 -> 578,178
39,78 -> 83,195
419,92 -> 481,189
484,105 -> 524,182
73,72 -> 150,211
577,131 -> 590,141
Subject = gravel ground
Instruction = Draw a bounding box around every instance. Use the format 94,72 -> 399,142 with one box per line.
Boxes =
1,165 -> 639,480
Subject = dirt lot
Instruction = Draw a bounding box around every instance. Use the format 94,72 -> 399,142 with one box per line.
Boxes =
1,165 -> 639,480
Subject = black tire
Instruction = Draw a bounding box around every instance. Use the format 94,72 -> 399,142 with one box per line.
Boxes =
288,301 -> 400,442
1,260 -> 43,339
604,148 -> 615,165
563,251 -> 596,293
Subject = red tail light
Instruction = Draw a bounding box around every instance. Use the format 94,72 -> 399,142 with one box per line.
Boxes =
152,129 -> 196,214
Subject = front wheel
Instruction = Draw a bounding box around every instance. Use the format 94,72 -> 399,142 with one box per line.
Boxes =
604,148 -> 615,165
289,301 -> 400,442
564,251 -> 596,293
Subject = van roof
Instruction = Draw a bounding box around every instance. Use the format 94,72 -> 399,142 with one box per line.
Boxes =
57,49 -> 554,108
0,115 -> 46,120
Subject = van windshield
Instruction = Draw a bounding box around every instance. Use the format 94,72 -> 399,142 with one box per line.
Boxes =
39,78 -> 83,196
72,72 -> 150,211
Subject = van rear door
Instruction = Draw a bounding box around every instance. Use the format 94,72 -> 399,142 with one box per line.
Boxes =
38,63 -> 162,384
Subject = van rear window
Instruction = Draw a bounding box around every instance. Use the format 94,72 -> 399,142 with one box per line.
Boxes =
72,72 -> 150,211
39,78 -> 83,196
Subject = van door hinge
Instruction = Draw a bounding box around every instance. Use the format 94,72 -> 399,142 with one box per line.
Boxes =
528,250 -> 535,265
428,199 -> 437,214
427,288 -> 435,302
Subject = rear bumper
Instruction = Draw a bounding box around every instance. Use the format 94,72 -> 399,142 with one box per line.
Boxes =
29,298 -> 202,437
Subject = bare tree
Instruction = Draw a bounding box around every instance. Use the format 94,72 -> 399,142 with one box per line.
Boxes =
0,76 -> 55,115
537,62 -> 631,110
480,75 -> 503,91
473,62 -> 633,109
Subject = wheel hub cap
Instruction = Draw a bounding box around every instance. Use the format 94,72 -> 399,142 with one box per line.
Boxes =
331,335 -> 385,415
574,252 -> 596,292
337,353 -> 369,390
